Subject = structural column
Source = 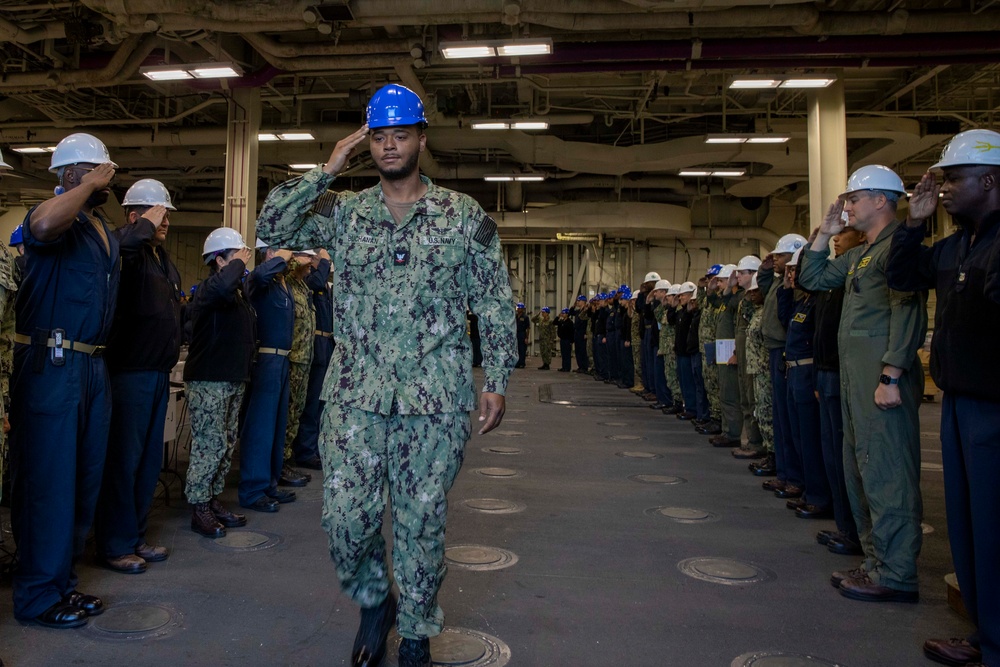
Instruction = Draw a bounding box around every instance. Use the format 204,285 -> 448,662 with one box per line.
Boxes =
807,79 -> 847,232
223,87 -> 261,247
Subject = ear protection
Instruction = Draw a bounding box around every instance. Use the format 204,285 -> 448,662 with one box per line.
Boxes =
54,185 -> 65,195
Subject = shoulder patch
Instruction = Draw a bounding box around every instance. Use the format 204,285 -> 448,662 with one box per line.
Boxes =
472,216 -> 498,247
311,191 -> 337,218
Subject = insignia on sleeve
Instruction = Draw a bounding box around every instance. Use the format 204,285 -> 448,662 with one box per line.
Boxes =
312,191 -> 337,218
472,215 -> 498,247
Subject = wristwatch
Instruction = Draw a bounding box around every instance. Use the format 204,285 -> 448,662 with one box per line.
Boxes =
879,374 -> 899,385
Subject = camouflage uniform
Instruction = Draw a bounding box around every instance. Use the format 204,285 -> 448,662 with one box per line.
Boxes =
698,290 -> 722,422
0,244 -> 17,505
630,307 -> 644,391
531,314 -> 556,366
655,304 -> 681,399
256,169 -> 516,640
183,381 -> 246,504
745,303 -> 773,454
285,269 -> 316,461
735,293 -> 764,450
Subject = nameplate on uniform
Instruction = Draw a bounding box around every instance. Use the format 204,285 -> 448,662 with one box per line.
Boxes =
357,234 -> 379,244
420,235 -> 461,245
473,216 -> 498,246
857,256 -> 872,269
393,248 -> 409,266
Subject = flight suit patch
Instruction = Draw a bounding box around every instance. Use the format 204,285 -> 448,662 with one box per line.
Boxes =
792,312 -> 807,323
857,256 -> 872,269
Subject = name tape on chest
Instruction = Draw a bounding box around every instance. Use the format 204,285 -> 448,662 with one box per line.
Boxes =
473,216 -> 498,247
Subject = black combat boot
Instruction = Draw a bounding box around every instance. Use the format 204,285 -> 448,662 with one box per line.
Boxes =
352,593 -> 397,666
191,502 -> 226,538
398,638 -> 431,667
210,498 -> 247,527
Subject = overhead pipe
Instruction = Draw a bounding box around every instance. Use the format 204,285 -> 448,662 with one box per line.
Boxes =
0,34 -> 156,93
242,34 -> 409,71
0,15 -> 67,43
243,33 -> 413,58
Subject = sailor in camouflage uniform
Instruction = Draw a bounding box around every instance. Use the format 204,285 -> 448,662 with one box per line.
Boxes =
0,231 -> 18,509
255,83 -> 516,667
745,275 -> 776,476
697,268 -> 724,434
283,251 -> 321,482
531,307 -> 556,370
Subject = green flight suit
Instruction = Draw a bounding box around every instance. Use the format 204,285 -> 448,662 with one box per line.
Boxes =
256,169 -> 517,638
797,220 -> 927,591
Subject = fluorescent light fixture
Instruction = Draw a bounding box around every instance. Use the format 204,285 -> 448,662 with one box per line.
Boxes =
471,122 -> 511,130
289,163 -> 319,170
142,68 -> 191,81
485,175 -> 514,182
514,175 -> 545,182
440,38 -> 553,59
711,169 -> 746,177
780,78 -> 836,88
257,133 -> 280,142
745,136 -> 791,144
277,132 -> 315,141
12,146 -> 55,154
729,79 -> 781,89
511,121 -> 549,130
496,42 -> 552,57
705,136 -> 747,144
484,174 -> 546,182
679,170 -> 713,177
191,65 -> 242,79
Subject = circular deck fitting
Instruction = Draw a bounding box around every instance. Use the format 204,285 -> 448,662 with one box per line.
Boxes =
921,462 -> 944,472
462,498 -> 526,514
629,474 -> 686,485
615,451 -> 661,459
679,557 -> 774,586
922,522 -> 935,535
88,603 -> 178,641
474,467 -> 520,478
445,545 -> 518,571
199,530 -> 282,554
731,651 -> 845,666
482,446 -> 522,455
491,430 -> 524,437
599,421 -> 630,427
388,627 -> 511,666
649,507 -> 718,523
606,434 -> 644,441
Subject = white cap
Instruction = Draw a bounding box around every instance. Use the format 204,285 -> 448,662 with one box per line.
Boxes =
841,165 -> 906,197
667,284 -> 681,296
629,293 -> 638,300
749,273 -> 759,290
203,228 -> 247,263
788,247 -> 803,267
678,281 -> 696,295
643,271 -> 661,283
774,233 -> 807,255
50,133 -> 117,172
931,129 -> 1000,170
653,279 -> 672,291
718,263 -> 737,279
736,255 -> 762,272
0,148 -> 11,170
255,238 -> 268,249
122,178 -> 176,210
293,249 -> 318,257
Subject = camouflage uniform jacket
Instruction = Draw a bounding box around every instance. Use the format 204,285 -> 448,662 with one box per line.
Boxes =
654,303 -> 675,356
697,289 -> 721,349
255,170 -> 516,416
530,314 -> 556,344
0,243 -> 18,412
287,268 -> 317,365
745,302 -> 768,375
630,307 -> 642,347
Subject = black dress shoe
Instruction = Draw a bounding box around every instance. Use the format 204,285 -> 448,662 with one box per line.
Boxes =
698,425 -> 723,435
838,573 -> 919,603
774,485 -> 803,499
66,590 -> 104,616
398,637 -> 432,667
923,638 -> 983,666
266,489 -> 297,504
34,600 -> 88,629
786,498 -> 807,510
353,593 -> 397,667
241,496 -> 280,513
795,504 -> 833,519
295,455 -> 323,471
650,403 -> 667,410
751,456 -> 777,476
676,411 -> 697,420
828,537 -> 864,556
816,530 -> 839,545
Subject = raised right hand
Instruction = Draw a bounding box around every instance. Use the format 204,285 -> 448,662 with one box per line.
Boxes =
81,162 -> 115,190
819,199 -> 847,236
233,247 -> 252,265
324,125 -> 370,175
143,205 -> 168,228
275,248 -> 294,262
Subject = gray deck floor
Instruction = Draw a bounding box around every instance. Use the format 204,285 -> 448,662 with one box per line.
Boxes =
0,362 -> 972,666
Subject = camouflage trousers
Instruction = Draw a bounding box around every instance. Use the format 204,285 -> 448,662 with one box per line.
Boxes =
0,427 -> 6,506
631,340 -> 643,390
703,355 -> 722,421
184,381 -> 245,504
752,371 -> 774,454
663,351 -> 681,399
539,338 -> 554,365
284,361 -> 311,461
320,403 -> 471,639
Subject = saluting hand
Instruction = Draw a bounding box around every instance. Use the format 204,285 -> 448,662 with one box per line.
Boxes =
324,124 -> 370,175
907,172 -> 940,225
144,205 -> 169,228
819,199 -> 847,237
233,247 -> 252,265
274,248 -> 294,262
81,162 -> 115,190
760,253 -> 775,272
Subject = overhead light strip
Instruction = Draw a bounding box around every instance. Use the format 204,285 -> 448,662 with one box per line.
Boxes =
258,131 -> 316,142
705,134 -> 790,144
471,120 -> 549,130
729,76 -> 836,90
141,62 -> 244,82
679,169 -> 746,177
441,38 -> 553,60
484,174 -> 547,182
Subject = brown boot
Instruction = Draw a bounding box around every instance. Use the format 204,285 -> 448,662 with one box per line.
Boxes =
210,498 -> 247,528
191,502 -> 226,538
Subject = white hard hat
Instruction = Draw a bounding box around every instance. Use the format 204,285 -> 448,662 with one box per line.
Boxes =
736,255 -> 762,272
293,249 -> 318,257
788,247 -> 803,267
774,233 -> 807,255
203,228 -> 247,264
667,284 -> 681,296
653,279 -> 672,291
931,129 -> 1000,170
643,271 -> 661,283
629,293 -> 638,300
0,148 -> 11,170
749,273 -> 759,291
678,281 -> 696,295
718,263 -> 737,279
122,178 -> 176,210
841,165 -> 906,197
255,238 -> 268,249
50,133 -> 117,172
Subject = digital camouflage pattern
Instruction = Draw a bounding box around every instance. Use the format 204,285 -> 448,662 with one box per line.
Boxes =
285,270 -> 316,460
655,303 -> 681,399
255,171 -> 516,415
630,307 -> 643,390
184,380 -> 245,504
531,313 -> 556,365
745,303 -> 773,454
0,243 -> 17,504
320,404 -> 470,639
735,292 -> 763,448
698,290 -> 722,421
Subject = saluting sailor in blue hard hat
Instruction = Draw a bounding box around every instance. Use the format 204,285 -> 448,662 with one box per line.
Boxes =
255,83 -> 516,667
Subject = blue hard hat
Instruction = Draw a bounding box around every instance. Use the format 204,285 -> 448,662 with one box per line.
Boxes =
516,302 -> 525,309
707,263 -> 724,277
190,284 -> 198,295
576,295 -> 586,301
367,83 -> 427,129
541,306 -> 551,313
620,283 -> 629,291
9,224 -> 22,246
561,308 -> 570,314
